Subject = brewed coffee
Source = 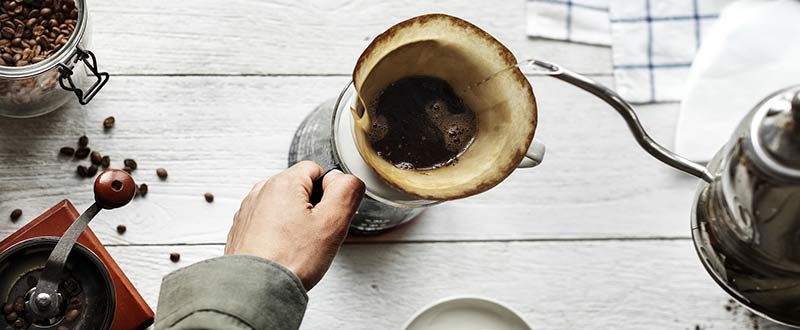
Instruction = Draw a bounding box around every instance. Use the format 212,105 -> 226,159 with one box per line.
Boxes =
368,76 -> 477,170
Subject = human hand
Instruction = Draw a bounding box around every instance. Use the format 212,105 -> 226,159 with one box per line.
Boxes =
224,161 -> 365,290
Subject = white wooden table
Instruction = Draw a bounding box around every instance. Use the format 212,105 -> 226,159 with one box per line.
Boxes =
0,1 -> 790,329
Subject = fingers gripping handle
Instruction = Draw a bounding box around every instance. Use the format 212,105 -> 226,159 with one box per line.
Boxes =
310,167 -> 342,206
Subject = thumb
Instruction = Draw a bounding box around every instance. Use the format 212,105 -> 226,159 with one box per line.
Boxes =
314,170 -> 365,225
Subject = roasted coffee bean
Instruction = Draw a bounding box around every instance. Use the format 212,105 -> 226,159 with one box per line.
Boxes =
76,165 -> 88,177
13,319 -> 25,329
103,116 -> 115,129
59,146 -> 75,156
2,303 -> 12,314
13,297 -> 22,305
64,309 -> 79,322
0,0 -> 77,67
122,166 -> 132,174
116,224 -> 126,234
12,302 -> 22,313
137,183 -> 148,197
204,192 -> 214,203
5,312 -> 16,321
170,252 -> 180,263
74,147 -> 90,159
123,158 -> 137,170
100,155 -> 110,168
156,167 -> 168,179
77,135 -> 88,147
57,326 -> 69,330
9,208 -> 21,221
90,150 -> 102,165
86,164 -> 97,176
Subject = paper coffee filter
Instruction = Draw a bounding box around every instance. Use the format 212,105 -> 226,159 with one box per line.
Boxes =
352,14 -> 537,200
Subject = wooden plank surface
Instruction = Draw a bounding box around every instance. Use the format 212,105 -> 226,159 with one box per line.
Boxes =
0,76 -> 699,244
107,241 -> 788,330
0,0 -> 774,328
89,0 -> 611,75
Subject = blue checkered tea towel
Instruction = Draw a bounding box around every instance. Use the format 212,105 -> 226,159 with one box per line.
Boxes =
527,0 -> 732,103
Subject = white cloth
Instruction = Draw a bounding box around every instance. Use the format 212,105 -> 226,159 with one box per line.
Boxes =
527,0 -> 730,103
675,0 -> 800,161
526,0 -> 611,45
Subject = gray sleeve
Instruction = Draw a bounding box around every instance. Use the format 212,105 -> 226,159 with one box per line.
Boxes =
154,255 -> 308,330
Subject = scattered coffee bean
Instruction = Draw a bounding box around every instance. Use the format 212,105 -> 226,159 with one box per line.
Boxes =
103,116 -> 115,129
76,165 -> 88,177
74,147 -> 90,159
137,183 -> 148,197
13,318 -> 24,329
170,252 -> 180,263
0,0 -> 78,67
59,146 -> 75,157
100,155 -> 110,168
57,325 -> 69,330
9,208 -> 21,221
86,164 -> 97,177
5,312 -> 16,322
156,167 -> 168,179
77,135 -> 88,147
123,158 -> 137,170
2,303 -> 11,314
90,151 -> 102,165
64,309 -> 79,322
122,166 -> 132,174
12,301 -> 22,313
116,224 -> 126,234
13,297 -> 22,305
204,192 -> 214,203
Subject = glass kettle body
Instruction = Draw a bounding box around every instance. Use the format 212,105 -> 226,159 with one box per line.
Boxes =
525,59 -> 800,327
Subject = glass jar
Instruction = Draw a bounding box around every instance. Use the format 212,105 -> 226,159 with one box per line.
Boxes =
0,0 -> 108,118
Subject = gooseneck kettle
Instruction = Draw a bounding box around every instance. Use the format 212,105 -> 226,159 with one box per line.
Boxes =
527,59 -> 800,327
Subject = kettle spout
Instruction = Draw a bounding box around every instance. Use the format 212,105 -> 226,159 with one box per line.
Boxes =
524,59 -> 714,183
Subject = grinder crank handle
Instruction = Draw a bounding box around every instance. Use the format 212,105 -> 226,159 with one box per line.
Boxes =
522,59 -> 714,183
29,169 -> 136,319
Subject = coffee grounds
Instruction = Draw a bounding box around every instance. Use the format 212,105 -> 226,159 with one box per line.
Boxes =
368,76 -> 477,170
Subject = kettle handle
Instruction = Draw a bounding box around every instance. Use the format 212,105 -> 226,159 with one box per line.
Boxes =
523,59 -> 714,183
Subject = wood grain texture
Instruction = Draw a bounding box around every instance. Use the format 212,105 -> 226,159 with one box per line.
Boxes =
87,0 -> 611,75
0,76 -> 699,244
106,241 -> 790,330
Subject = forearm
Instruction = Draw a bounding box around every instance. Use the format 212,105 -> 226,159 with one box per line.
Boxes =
154,255 -> 308,330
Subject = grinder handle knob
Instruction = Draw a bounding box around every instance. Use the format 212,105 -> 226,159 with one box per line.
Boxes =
94,169 -> 136,209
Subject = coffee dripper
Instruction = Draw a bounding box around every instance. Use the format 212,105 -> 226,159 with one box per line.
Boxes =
289,14 -> 546,234
524,59 -> 800,327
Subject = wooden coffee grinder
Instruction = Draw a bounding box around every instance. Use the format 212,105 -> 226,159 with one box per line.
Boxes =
0,169 -> 154,330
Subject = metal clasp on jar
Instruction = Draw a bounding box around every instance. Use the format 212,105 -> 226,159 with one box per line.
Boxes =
58,46 -> 109,105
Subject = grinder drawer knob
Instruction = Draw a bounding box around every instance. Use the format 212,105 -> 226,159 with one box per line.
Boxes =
94,169 -> 136,209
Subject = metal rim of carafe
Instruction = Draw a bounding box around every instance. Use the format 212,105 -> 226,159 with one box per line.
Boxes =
0,237 -> 115,330
0,0 -> 88,79
329,81 -> 443,208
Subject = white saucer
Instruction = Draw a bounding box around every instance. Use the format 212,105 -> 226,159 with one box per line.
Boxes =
403,296 -> 533,330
